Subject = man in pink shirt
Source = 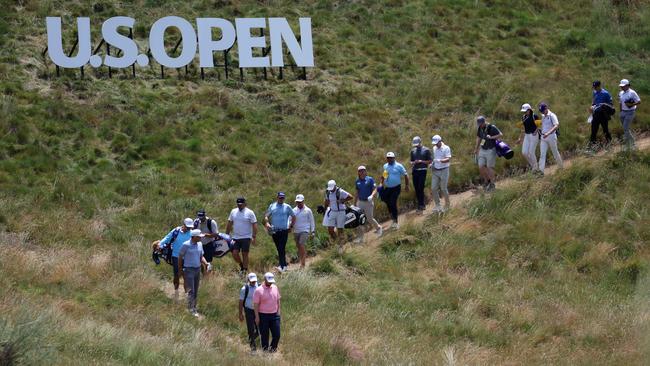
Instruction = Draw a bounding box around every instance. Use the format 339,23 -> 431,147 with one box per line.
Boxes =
253,272 -> 281,352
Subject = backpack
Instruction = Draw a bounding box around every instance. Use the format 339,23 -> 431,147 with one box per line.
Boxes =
193,217 -> 215,234
344,206 -> 367,228
159,227 -> 181,265
324,187 -> 341,201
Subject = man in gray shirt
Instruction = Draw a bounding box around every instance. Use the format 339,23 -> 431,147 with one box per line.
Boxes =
179,229 -> 209,317
239,273 -> 260,351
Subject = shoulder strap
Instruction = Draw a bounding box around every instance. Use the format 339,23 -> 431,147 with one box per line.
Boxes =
206,218 -> 214,233
244,284 -> 250,307
170,227 -> 180,245
335,187 -> 340,200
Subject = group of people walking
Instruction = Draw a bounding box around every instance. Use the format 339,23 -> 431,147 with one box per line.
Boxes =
151,77 -> 640,353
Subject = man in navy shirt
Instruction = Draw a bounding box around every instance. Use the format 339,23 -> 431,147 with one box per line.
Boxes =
355,165 -> 382,243
590,80 -> 614,148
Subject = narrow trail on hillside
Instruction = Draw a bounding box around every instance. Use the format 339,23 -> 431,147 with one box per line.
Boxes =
291,137 -> 650,272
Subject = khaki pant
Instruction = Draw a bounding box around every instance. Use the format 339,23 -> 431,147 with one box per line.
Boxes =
356,199 -> 380,240
431,167 -> 450,208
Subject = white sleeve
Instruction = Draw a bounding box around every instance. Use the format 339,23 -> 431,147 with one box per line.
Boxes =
446,147 -> 452,158
552,114 -> 559,126
309,209 -> 315,233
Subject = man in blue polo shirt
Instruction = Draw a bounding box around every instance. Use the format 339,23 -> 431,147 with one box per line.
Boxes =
355,165 -> 382,243
380,152 -> 409,230
264,192 -> 296,272
157,217 -> 194,298
590,80 -> 614,148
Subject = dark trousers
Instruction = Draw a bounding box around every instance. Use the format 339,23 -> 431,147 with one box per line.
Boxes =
272,230 -> 289,268
412,169 -> 427,210
183,267 -> 201,311
244,308 -> 259,350
259,312 -> 281,352
383,185 -> 401,222
590,113 -> 612,145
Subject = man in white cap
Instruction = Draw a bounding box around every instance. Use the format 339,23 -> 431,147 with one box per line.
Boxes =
264,192 -> 296,273
178,229 -> 209,316
474,116 -> 502,192
253,272 -> 282,353
410,136 -> 432,212
323,180 -> 353,252
618,79 -> 641,150
355,165 -> 382,243
292,194 -> 315,269
156,217 -> 195,297
239,272 -> 260,351
516,103 -> 540,172
431,135 -> 452,212
380,152 -> 409,229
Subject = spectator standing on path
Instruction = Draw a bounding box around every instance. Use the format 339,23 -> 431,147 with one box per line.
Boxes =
157,217 -> 194,298
226,197 -> 258,275
590,80 -> 615,149
178,229 -> 209,317
430,135 -> 452,213
254,272 -> 282,353
264,192 -> 296,273
538,103 -> 564,172
323,180 -> 354,253
355,166 -> 382,243
410,136 -> 432,212
292,194 -> 315,269
193,209 -> 218,270
474,116 -> 503,192
239,272 -> 260,351
516,103 -> 540,172
380,152 -> 409,229
618,79 -> 641,151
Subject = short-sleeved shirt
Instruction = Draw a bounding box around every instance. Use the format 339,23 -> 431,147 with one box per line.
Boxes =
432,143 -> 452,169
178,240 -> 204,268
522,113 -> 539,134
253,284 -> 281,314
592,89 -> 613,105
383,162 -> 407,188
619,88 -> 641,111
326,188 -> 350,212
240,283 -> 260,310
228,208 -> 257,239
477,124 -> 501,150
159,227 -> 192,258
410,146 -> 432,170
541,111 -> 559,134
194,218 -> 218,245
266,202 -> 295,230
355,176 -> 376,201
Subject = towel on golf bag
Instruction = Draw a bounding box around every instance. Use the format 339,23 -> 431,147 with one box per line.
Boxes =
345,206 -> 367,229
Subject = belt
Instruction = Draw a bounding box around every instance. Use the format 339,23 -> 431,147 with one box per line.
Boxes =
433,167 -> 449,171
358,198 -> 369,201
413,168 -> 428,171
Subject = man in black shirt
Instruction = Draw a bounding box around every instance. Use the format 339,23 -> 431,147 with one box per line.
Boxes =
474,116 -> 503,192
410,136 -> 432,211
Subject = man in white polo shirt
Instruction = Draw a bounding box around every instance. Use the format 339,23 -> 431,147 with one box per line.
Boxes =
226,197 -> 258,275
323,179 -> 353,253
431,135 -> 452,212
538,103 -> 563,173
292,194 -> 315,269
618,79 -> 641,150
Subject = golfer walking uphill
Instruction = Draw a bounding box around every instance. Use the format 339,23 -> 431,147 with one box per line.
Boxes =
193,209 -> 219,266
239,272 -> 260,351
264,192 -> 296,273
517,103 -> 540,172
178,229 -> 209,317
618,79 -> 641,150
254,272 -> 282,353
538,103 -> 564,172
157,218 -> 194,297
355,165 -> 382,243
474,116 -> 502,192
323,180 -> 354,253
226,197 -> 258,275
410,136 -> 432,212
431,135 -> 451,212
590,80 -> 615,148
292,194 -> 315,269
380,152 -> 409,229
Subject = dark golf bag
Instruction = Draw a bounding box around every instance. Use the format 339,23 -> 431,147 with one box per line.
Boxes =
344,206 -> 367,229
495,139 -> 514,159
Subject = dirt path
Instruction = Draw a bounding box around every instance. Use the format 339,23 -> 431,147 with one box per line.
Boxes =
292,137 -> 650,271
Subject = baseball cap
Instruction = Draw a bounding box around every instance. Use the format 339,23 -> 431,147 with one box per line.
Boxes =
183,218 -> 194,227
538,102 -> 548,112
431,135 -> 442,144
476,116 -> 486,126
593,80 -> 601,88
277,192 -> 286,198
247,273 -> 258,282
386,151 -> 395,158
357,165 -> 366,171
520,103 -> 532,112
411,136 -> 422,146
327,180 -> 336,190
190,229 -> 203,237
236,197 -> 246,204
619,79 -> 630,87
264,272 -> 276,283
295,194 -> 305,202
197,209 -> 206,217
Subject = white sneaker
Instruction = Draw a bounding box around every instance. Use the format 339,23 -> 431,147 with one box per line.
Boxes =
390,222 -> 399,230
281,266 -> 288,272
276,266 -> 285,273
353,238 -> 362,244
375,227 -> 383,237
433,205 -> 442,213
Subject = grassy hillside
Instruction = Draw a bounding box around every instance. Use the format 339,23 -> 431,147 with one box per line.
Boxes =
1,0 -> 650,364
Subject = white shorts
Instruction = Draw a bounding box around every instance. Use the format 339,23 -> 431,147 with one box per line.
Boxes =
325,210 -> 346,229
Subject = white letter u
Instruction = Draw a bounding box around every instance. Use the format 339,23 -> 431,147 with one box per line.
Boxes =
46,17 -> 92,68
